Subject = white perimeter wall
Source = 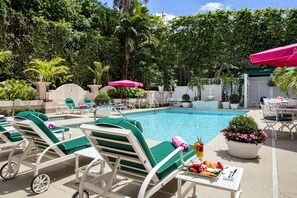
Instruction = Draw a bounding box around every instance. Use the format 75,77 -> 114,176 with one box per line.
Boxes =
172,85 -> 222,101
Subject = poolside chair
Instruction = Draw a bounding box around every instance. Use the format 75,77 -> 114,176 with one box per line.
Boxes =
83,97 -> 94,108
75,117 -> 194,198
0,122 -> 26,153
113,99 -> 127,110
127,98 -> 137,109
14,111 -> 72,140
65,98 -> 90,114
0,111 -> 91,194
260,103 -> 294,140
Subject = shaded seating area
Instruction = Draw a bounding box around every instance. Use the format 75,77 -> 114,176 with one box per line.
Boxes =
0,111 -> 91,194
76,118 -> 194,198
65,98 -> 90,114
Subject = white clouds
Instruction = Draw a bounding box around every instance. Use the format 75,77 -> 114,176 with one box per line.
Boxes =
199,2 -> 233,12
155,12 -> 176,21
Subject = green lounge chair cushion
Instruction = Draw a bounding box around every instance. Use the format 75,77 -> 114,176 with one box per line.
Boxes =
83,98 -> 93,108
264,115 -> 292,121
0,125 -> 23,142
16,111 -> 49,121
3,132 -> 23,142
150,141 -> 194,179
62,137 -> 91,155
0,118 -> 7,122
17,111 -> 91,154
95,118 -> 157,167
65,98 -> 82,109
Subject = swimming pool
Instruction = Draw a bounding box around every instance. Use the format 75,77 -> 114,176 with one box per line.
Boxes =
126,109 -> 247,145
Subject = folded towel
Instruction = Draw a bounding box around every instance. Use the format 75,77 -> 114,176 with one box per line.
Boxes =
80,105 -> 88,108
48,122 -> 56,129
0,115 -> 5,119
172,136 -> 189,151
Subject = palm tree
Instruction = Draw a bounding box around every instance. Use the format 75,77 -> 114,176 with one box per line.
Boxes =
87,61 -> 110,85
114,0 -> 150,79
113,0 -> 149,13
0,50 -> 12,62
273,67 -> 297,97
25,57 -> 69,83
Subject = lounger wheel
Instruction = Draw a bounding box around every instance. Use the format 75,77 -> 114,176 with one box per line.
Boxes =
31,173 -> 50,194
0,162 -> 19,179
72,190 -> 89,198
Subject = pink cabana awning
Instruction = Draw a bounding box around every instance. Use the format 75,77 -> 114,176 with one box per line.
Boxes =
108,80 -> 143,87
250,43 -> 297,67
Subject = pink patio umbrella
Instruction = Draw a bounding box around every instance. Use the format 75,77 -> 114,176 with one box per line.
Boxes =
250,43 -> 297,67
108,80 -> 143,87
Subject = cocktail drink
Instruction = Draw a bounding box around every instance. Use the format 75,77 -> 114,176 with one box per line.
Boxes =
194,138 -> 204,161
196,144 -> 204,160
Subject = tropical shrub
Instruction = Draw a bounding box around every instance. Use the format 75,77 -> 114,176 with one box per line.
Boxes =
94,91 -> 111,105
0,79 -> 38,100
229,94 -> 240,104
221,116 -> 267,144
107,88 -> 146,98
182,93 -> 190,102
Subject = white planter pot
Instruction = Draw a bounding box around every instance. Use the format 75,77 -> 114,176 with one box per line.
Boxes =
158,86 -> 164,92
222,102 -> 230,109
182,102 -> 191,108
230,103 -> 238,109
225,139 -> 262,159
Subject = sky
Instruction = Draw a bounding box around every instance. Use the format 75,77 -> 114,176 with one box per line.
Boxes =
100,0 -> 297,20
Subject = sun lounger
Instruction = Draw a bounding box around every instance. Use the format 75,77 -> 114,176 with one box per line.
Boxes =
65,98 -> 90,114
83,97 -> 94,108
75,117 -> 194,198
0,111 -> 91,194
0,122 -> 25,153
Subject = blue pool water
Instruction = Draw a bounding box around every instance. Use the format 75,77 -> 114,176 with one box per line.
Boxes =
126,109 -> 247,145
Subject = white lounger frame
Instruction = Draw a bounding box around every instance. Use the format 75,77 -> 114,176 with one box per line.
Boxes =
1,118 -> 84,193
79,124 -> 188,198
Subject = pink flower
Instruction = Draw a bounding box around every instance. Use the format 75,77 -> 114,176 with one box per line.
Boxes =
250,134 -> 256,139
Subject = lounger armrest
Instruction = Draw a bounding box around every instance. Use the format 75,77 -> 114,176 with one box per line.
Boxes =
138,146 -> 185,198
36,135 -> 85,165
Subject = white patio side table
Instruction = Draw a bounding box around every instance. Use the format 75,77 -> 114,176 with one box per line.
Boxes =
176,166 -> 244,198
74,147 -> 105,183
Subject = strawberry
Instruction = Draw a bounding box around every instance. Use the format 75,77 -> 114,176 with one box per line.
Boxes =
217,162 -> 223,169
199,146 -> 203,152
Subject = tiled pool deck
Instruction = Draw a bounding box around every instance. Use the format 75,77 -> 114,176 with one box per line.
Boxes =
0,108 -> 296,198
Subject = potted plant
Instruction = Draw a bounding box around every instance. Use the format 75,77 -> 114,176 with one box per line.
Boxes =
229,93 -> 240,109
181,93 -> 191,108
221,116 -> 267,159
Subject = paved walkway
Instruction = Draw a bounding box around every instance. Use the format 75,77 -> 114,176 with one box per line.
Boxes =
0,108 -> 296,197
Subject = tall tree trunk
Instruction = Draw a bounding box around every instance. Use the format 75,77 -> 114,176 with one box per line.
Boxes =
123,39 -> 129,79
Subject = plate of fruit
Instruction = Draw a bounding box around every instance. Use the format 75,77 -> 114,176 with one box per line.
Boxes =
184,161 -> 224,178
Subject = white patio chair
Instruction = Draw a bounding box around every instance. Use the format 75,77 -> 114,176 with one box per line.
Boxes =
0,112 -> 91,194
74,118 -> 195,198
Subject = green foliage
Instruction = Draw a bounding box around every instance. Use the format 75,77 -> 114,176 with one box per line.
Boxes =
0,79 -> 37,100
1,1 -> 297,90
273,67 -> 297,97
94,91 -> 111,105
229,94 -> 240,104
107,87 -> 146,98
226,116 -> 259,135
222,115 -> 267,144
25,57 -> 70,84
182,93 -> 190,102
0,50 -> 12,62
87,61 -> 110,85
